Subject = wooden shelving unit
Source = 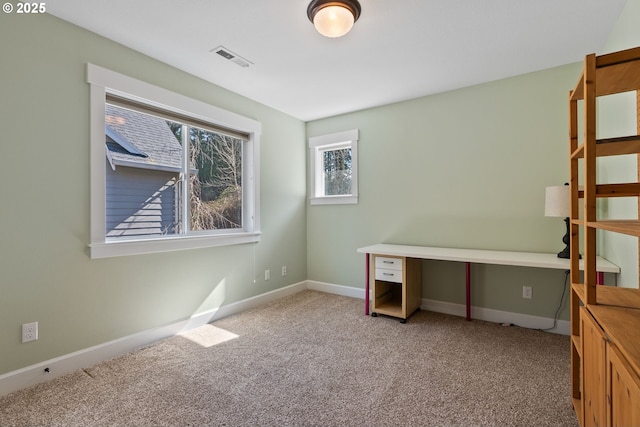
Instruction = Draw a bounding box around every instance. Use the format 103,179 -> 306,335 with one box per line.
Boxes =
569,46 -> 640,426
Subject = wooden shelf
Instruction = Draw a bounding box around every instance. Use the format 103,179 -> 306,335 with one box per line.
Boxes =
595,54 -> 640,97
595,183 -> 640,198
372,301 -> 403,318
585,220 -> 640,237
575,183 -> 640,199
572,335 -> 582,357
572,281 -> 640,309
574,219 -> 640,235
570,135 -> 640,159
572,282 -> 585,304
596,135 -> 640,156
570,46 -> 640,100
569,46 -> 640,427
595,285 -> 640,310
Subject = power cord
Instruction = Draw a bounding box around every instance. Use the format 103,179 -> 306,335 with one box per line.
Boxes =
500,270 -> 569,332
539,269 -> 569,332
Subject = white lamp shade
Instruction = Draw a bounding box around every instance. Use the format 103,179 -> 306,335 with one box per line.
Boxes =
313,5 -> 355,37
545,185 -> 570,217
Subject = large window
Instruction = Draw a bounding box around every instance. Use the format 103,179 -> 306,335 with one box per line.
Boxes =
308,129 -> 359,205
88,64 -> 261,258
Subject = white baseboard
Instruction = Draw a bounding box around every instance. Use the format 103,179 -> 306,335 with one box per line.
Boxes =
307,281 -> 569,335
0,281 -> 307,397
179,281 -> 308,330
420,298 -> 569,335
0,280 -> 567,397
307,280 -> 366,299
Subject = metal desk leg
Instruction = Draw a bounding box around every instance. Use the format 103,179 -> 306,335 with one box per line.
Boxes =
466,262 -> 471,321
365,253 -> 370,315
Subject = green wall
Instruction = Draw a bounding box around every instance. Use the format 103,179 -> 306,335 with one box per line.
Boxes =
306,0 -> 639,319
0,13 -> 307,375
306,63 -> 581,319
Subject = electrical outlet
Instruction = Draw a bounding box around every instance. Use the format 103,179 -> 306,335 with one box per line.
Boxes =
282,266 -> 287,276
22,322 -> 38,343
522,286 -> 532,299
265,269 -> 270,281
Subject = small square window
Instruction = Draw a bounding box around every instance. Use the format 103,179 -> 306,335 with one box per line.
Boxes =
309,129 -> 358,205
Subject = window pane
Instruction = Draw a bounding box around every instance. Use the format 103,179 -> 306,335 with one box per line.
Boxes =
323,148 -> 352,196
105,104 -> 182,237
189,127 -> 243,231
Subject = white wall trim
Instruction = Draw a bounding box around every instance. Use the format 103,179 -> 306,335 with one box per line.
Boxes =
420,298 -> 569,335
0,280 -> 567,397
308,129 -> 359,205
306,280 -> 367,299
307,281 -> 569,335
86,63 -> 262,259
0,281 -> 307,397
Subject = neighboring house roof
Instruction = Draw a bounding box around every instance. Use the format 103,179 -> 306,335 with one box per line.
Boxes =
105,104 -> 183,173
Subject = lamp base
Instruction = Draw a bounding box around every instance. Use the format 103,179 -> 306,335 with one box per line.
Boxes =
557,246 -> 581,259
557,247 -> 570,259
557,217 -> 581,259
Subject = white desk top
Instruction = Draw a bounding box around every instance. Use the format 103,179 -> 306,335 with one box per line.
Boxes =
357,244 -> 620,273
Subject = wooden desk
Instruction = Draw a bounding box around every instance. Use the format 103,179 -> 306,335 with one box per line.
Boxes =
357,244 -> 620,320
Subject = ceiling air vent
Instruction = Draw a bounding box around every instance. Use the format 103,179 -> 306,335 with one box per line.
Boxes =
211,46 -> 253,68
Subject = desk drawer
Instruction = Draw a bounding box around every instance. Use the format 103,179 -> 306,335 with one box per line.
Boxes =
375,257 -> 402,270
375,268 -> 403,283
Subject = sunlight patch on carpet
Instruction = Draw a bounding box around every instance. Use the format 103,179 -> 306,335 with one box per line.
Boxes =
179,324 -> 239,348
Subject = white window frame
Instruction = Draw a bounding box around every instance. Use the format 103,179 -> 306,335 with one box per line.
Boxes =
308,129 -> 359,205
87,64 -> 261,259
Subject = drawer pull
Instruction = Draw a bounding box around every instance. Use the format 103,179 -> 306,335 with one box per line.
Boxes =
375,268 -> 403,283
375,257 -> 402,271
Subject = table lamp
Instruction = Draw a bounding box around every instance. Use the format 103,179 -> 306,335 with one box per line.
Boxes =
545,184 -> 572,259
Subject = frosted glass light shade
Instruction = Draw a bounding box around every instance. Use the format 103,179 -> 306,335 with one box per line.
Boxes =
313,5 -> 355,38
545,185 -> 570,217
307,0 -> 361,38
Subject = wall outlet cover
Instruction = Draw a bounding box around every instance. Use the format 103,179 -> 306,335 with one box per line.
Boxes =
22,321 -> 38,343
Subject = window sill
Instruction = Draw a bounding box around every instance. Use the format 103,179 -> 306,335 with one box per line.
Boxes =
309,196 -> 358,205
90,232 -> 261,259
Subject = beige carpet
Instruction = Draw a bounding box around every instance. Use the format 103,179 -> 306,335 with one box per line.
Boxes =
0,290 -> 577,426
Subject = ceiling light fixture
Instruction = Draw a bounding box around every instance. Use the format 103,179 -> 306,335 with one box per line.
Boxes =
307,0 -> 361,38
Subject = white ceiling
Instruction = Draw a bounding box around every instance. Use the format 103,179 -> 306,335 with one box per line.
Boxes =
47,0 -> 627,121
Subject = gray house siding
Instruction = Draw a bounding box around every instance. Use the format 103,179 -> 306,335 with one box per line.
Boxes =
106,160 -> 179,237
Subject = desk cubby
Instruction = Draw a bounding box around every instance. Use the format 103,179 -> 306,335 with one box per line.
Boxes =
370,255 -> 421,322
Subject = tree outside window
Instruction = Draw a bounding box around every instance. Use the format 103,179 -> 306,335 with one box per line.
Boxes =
322,147 -> 352,196
105,104 -> 244,238
169,123 -> 243,232
89,63 -> 261,258
308,129 -> 359,205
